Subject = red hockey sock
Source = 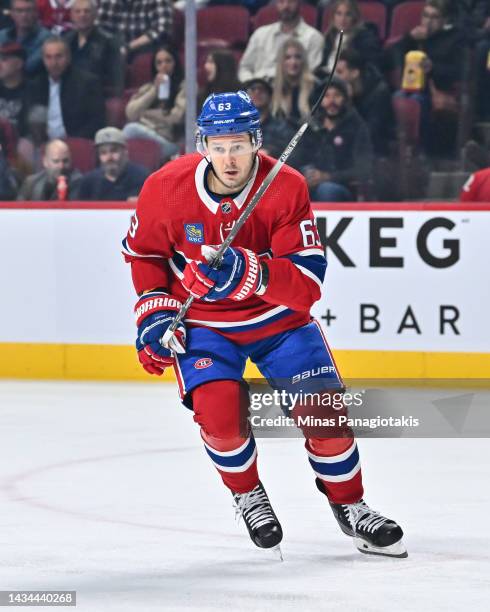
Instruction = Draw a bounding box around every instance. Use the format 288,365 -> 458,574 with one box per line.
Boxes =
306,438 -> 364,504
193,380 -> 259,493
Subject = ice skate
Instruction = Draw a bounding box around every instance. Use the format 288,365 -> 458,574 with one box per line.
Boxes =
316,479 -> 407,557
232,481 -> 283,556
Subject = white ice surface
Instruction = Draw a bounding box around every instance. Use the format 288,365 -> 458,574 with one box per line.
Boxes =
0,381 -> 489,612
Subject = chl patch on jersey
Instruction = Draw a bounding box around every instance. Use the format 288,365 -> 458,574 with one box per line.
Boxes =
184,223 -> 204,244
220,199 -> 233,214
194,357 -> 213,369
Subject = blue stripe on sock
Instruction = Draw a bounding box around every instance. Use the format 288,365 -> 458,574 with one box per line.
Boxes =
205,437 -> 256,469
308,446 -> 359,477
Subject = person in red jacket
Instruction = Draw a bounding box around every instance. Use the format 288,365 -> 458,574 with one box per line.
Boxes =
460,168 -> 490,202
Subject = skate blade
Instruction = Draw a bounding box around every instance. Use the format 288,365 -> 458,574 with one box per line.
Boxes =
270,544 -> 284,561
354,537 -> 408,558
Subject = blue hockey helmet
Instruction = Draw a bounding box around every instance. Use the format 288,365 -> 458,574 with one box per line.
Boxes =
196,90 -> 263,155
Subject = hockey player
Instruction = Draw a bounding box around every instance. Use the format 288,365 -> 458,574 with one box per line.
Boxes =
123,91 -> 407,558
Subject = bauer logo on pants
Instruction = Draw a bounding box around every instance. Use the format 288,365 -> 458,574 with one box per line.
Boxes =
194,358 -> 213,369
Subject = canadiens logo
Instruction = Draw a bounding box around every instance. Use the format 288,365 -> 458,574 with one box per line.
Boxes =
220,220 -> 236,241
184,223 -> 204,244
220,199 -> 233,214
194,357 -> 213,369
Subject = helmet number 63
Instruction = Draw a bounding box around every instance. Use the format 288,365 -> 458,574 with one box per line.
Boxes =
217,102 -> 232,111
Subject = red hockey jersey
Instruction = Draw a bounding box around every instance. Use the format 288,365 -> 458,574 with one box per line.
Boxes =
460,168 -> 490,202
123,152 -> 326,344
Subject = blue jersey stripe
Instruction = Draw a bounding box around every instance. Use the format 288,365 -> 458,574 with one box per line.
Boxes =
191,307 -> 295,333
284,253 -> 327,284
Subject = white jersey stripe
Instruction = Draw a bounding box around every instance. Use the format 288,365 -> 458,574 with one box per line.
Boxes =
186,305 -> 288,328
293,263 -> 323,287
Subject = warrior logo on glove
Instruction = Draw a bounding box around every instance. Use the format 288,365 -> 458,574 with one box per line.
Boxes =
134,291 -> 186,376
182,245 -> 262,302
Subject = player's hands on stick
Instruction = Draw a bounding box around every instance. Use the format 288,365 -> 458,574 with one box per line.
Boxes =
182,245 -> 262,302
134,291 -> 186,375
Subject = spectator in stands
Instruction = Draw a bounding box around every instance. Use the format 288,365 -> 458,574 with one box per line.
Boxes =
290,77 -> 373,201
78,127 -> 149,200
244,77 -> 293,158
317,0 -> 382,79
65,0 -> 124,97
452,0 -> 489,43
460,166 -> 490,202
198,49 -> 241,108
37,0 -> 75,34
96,0 -> 173,58
0,41 -> 28,135
271,38 -> 315,126
238,0 -> 324,82
17,138 -> 82,199
387,0 -> 466,94
0,0 -> 50,75
386,0 -> 467,157
26,35 -> 105,140
336,48 -> 394,156
124,44 -> 184,162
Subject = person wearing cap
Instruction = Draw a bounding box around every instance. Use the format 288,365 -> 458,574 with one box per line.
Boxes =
290,76 -> 373,201
26,35 -> 105,141
0,0 -> 50,76
0,41 -> 28,135
244,77 -> 295,159
78,127 -> 150,201
17,138 -> 82,200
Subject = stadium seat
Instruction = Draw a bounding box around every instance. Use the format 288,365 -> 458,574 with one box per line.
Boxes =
127,52 -> 154,90
322,1 -> 387,40
252,2 -> 317,29
389,1 -> 424,40
65,138 -> 96,173
127,138 -> 162,171
197,6 -> 250,48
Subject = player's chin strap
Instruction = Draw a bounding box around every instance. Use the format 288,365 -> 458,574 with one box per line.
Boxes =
161,31 -> 345,350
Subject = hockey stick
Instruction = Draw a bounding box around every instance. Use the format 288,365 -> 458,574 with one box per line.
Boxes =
162,31 -> 344,347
